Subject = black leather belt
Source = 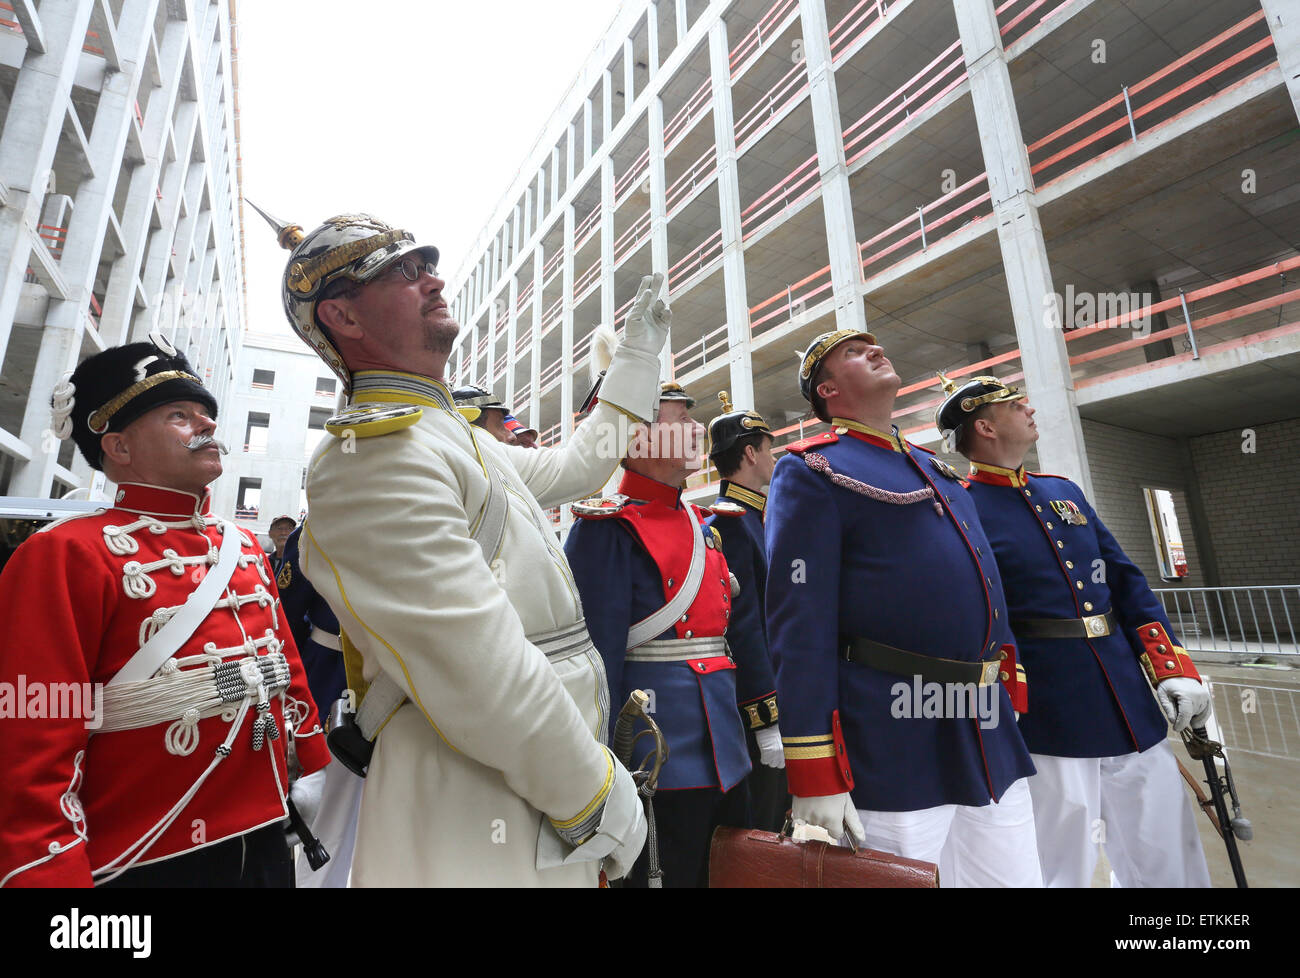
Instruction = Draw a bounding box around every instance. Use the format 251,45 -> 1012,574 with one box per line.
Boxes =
842,636 -> 1004,686
1011,609 -> 1115,639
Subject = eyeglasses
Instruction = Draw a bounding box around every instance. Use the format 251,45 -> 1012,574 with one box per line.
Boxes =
383,257 -> 439,283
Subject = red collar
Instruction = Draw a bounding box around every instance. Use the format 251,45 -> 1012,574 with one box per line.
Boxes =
966,461 -> 1029,488
618,469 -> 683,508
830,417 -> 905,453
112,482 -> 214,519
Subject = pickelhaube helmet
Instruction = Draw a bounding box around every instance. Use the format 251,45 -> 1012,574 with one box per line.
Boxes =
51,332 -> 218,470
796,328 -> 877,401
452,385 -> 512,414
658,382 -> 695,409
252,204 -> 439,393
934,372 -> 1023,452
708,391 -> 772,458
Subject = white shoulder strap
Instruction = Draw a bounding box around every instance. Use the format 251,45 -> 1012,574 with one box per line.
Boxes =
626,510 -> 707,650
108,521 -> 245,687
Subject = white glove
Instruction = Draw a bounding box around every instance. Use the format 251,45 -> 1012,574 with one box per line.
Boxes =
1156,677 -> 1211,732
754,724 -> 785,769
792,792 -> 865,848
622,272 -> 672,357
536,748 -> 647,880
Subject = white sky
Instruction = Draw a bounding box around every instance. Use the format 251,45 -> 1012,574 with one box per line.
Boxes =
237,0 -> 624,342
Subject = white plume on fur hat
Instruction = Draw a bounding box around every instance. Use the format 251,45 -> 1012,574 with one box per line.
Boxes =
589,325 -> 619,385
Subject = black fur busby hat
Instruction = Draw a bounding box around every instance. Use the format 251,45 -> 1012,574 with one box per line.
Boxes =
51,333 -> 218,470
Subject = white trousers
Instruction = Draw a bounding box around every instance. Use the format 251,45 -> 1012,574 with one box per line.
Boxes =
856,778 -> 1043,887
294,757 -> 364,888
1028,740 -> 1211,888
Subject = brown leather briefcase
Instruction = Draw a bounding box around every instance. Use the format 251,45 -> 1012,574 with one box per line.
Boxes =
708,826 -> 939,888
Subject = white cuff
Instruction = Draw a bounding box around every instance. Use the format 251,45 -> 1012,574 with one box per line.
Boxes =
596,347 -> 661,424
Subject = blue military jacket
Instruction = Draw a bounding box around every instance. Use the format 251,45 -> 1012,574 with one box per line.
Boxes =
704,481 -> 778,731
277,526 -> 347,716
965,462 -> 1201,758
565,469 -> 753,791
765,421 -> 1034,811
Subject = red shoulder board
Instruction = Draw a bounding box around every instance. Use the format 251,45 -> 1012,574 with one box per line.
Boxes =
571,494 -> 627,519
906,440 -> 935,455
785,431 -> 839,454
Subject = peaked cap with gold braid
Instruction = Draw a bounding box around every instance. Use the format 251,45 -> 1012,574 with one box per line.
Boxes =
252,203 -> 439,394
933,371 -> 1024,450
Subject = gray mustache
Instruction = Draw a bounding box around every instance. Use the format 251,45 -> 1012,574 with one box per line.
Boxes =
185,434 -> 229,455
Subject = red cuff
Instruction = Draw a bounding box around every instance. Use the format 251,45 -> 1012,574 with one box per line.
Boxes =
294,726 -> 332,776
1135,621 -> 1201,685
783,709 -> 854,797
998,644 -> 1028,715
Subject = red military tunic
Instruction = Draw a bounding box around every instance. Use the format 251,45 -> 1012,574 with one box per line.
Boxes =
0,483 -> 329,887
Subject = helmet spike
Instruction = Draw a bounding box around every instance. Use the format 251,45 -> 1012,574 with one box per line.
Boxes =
248,199 -> 305,250
937,371 -> 958,395
718,390 -> 733,414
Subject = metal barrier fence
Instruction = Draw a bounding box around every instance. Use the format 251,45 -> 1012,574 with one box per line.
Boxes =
1207,679 -> 1299,762
1155,586 -> 1300,656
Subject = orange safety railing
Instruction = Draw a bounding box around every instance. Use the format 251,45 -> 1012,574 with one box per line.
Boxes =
613,207 -> 652,265
475,333 -> 491,359
666,144 -> 718,216
574,329 -> 596,367
730,0 -> 801,78
673,322 -> 731,375
749,263 -> 835,338
664,80 -> 712,150
668,228 -> 724,285
493,351 -> 509,377
734,58 -> 810,153
615,148 -> 651,202
741,154 -> 819,240
829,0 -> 891,63
539,356 -> 564,392
1064,255 -> 1300,387
995,0 -> 1077,51
540,421 -> 562,446
0,2 -> 20,34
574,256 -> 602,299
1026,12 -> 1276,191
514,325 -> 534,358
542,249 -> 564,286
541,294 -> 564,333
38,224 -> 68,260
515,280 -> 535,315
841,39 -> 967,167
575,203 -> 602,249
516,382 -> 532,405
859,172 -> 993,279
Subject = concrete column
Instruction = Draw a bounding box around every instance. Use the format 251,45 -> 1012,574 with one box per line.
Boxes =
561,206 -> 576,441
648,2 -> 660,75
512,204 -> 522,258
602,69 -> 614,141
506,275 -> 519,409
676,0 -> 688,44
469,320 -> 480,385
1261,0 -> 1300,122
566,123 -> 576,188
647,95 -> 672,378
524,185 -> 534,243
708,19 -> 755,411
529,246 -> 544,432
584,99 -> 594,166
600,158 -> 616,330
955,0 -> 1093,496
537,165 -> 547,232
798,0 -> 870,337
551,146 -> 561,207
0,0 -> 96,359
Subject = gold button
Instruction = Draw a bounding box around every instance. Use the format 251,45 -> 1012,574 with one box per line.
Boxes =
994,609 -> 999,619
962,521 -> 969,529
1057,541 -> 1064,549
1165,660 -> 1175,669
990,641 -> 997,651
1025,490 -> 1032,497
1148,628 -> 1159,638
1157,644 -> 1166,652
999,671 -> 1009,682
1046,522 -> 1053,529
977,546 -> 983,555
1035,505 -> 1042,512
667,578 -> 674,588
1076,581 -> 1084,590
697,662 -> 706,672
681,614 -> 689,622
1084,601 -> 1093,611
998,649 -> 1008,660
685,630 -> 693,638
1066,561 -> 1074,569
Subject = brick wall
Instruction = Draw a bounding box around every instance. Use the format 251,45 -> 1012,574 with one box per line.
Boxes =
1082,420 -> 1207,588
1188,419 -> 1300,586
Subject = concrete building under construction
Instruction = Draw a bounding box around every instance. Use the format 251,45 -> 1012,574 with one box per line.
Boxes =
0,0 -> 247,499
448,0 -> 1298,597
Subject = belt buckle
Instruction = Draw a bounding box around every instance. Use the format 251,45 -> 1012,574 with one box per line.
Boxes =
979,660 -> 1001,686
1083,613 -> 1109,637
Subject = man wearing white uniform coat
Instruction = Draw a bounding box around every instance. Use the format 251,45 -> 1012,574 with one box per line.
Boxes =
266,211 -> 667,885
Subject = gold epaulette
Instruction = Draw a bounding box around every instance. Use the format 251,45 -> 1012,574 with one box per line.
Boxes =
325,403 -> 422,439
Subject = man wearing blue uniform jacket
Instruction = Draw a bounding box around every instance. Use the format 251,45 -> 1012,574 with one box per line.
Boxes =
939,373 -> 1211,887
766,329 -> 1041,887
565,383 -> 757,887
277,524 -> 359,888
703,392 -> 787,832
